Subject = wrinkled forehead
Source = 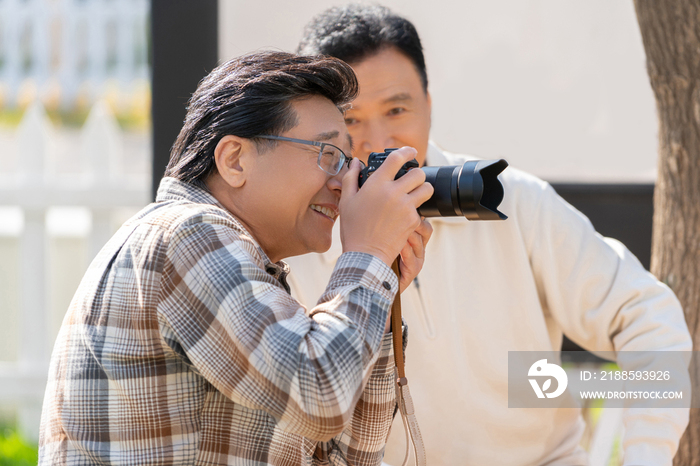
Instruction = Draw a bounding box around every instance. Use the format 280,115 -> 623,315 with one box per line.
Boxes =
288,96 -> 353,151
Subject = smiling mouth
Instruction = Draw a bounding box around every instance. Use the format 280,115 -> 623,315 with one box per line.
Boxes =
310,204 -> 339,220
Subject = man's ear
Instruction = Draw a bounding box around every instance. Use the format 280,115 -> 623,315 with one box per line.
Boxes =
213,135 -> 254,188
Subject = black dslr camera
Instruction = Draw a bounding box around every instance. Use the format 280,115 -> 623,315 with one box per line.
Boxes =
358,148 -> 508,220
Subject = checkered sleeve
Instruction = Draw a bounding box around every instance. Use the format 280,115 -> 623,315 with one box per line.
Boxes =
158,218 -> 398,442
314,332 -> 397,465
310,253 -> 401,465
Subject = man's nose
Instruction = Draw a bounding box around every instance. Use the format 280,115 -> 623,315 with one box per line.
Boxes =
355,123 -> 394,163
327,166 -> 345,193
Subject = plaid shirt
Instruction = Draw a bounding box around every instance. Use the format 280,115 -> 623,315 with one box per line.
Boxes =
39,177 -> 400,465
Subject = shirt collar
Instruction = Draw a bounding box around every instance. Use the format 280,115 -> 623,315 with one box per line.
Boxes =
155,177 -> 291,282
156,176 -> 225,207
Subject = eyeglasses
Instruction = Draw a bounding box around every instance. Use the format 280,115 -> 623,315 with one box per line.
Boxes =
254,135 -> 352,176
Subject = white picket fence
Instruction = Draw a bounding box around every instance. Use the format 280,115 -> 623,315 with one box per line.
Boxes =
0,0 -> 149,107
0,101 -> 150,441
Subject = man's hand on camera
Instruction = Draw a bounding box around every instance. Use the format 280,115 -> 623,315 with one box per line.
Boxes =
339,146 -> 434,267
398,218 -> 432,293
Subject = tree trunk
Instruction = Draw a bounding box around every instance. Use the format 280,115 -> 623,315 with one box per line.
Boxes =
633,1 -> 700,464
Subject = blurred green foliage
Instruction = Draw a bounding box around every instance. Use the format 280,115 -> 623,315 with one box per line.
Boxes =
0,80 -> 151,131
0,105 -> 150,131
0,425 -> 38,466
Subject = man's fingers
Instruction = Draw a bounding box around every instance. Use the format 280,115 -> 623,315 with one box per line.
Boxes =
405,219 -> 432,259
341,147 -> 430,267
407,182 -> 434,209
405,231 -> 425,259
415,218 -> 433,247
371,147 -> 419,181
341,158 -> 362,198
393,165 -> 427,192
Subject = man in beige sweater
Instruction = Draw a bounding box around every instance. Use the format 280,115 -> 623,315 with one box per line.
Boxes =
287,4 -> 693,465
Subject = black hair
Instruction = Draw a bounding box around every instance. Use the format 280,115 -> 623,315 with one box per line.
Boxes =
297,4 -> 428,91
164,51 -> 358,189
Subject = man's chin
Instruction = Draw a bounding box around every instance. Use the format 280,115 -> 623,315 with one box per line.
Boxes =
312,238 -> 333,254
286,235 -> 333,258
310,229 -> 335,254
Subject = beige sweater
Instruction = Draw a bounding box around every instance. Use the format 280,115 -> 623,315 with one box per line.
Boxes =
285,143 -> 691,466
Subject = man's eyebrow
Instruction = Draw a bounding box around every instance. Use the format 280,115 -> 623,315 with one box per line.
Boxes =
347,134 -> 354,151
348,93 -> 412,112
383,92 -> 413,104
312,130 -> 352,150
314,130 -> 340,141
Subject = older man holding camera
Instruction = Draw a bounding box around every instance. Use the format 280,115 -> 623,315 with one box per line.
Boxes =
38,51 -> 433,465
286,4 -> 692,465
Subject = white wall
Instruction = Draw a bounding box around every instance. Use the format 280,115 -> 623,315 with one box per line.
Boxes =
219,0 -> 657,182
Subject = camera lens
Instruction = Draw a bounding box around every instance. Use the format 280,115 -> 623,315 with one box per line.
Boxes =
418,159 -> 508,220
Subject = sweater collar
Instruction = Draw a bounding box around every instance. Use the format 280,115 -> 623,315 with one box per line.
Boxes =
425,141 -> 450,166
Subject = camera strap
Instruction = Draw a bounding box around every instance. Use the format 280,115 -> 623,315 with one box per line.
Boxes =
391,259 -> 426,466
